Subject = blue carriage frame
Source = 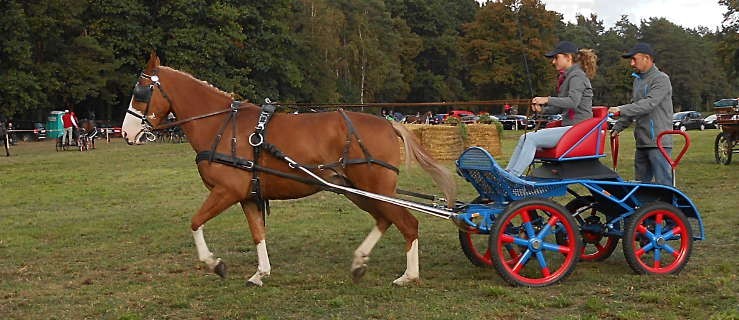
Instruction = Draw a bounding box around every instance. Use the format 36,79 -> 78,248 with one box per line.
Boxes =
455,146 -> 705,241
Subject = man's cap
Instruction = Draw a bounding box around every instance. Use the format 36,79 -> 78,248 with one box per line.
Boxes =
622,42 -> 655,58
544,41 -> 579,58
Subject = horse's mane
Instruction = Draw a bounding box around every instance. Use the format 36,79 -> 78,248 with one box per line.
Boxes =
160,66 -> 233,100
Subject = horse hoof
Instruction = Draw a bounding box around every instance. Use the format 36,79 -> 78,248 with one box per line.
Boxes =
392,275 -> 420,286
246,279 -> 263,287
214,260 -> 227,278
351,265 -> 367,283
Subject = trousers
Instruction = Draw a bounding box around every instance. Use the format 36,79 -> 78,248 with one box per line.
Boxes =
505,126 -> 571,176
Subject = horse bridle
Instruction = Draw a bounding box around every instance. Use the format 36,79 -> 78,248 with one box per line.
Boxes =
128,68 -> 257,143
128,69 -> 174,142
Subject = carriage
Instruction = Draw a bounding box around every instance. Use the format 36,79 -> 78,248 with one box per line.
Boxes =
123,53 -> 703,287
713,98 -> 739,165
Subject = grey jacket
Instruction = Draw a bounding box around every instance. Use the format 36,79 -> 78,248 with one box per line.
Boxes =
612,65 -> 673,148
543,64 -> 594,126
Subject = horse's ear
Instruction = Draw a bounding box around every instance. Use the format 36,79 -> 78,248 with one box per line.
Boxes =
146,50 -> 160,70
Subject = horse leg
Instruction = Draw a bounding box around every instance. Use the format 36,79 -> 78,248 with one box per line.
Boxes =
240,200 -> 271,286
351,220 -> 391,283
347,196 -> 421,286
190,187 -> 240,278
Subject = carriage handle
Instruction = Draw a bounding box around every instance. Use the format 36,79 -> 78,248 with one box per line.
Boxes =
657,130 -> 690,187
610,134 -> 619,171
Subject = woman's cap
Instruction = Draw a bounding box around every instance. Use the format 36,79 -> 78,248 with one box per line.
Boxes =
544,41 -> 579,58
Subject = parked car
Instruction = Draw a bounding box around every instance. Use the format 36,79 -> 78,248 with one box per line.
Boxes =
672,111 -> 705,131
703,114 -> 718,129
496,114 -> 533,130
447,110 -> 475,119
429,114 -> 446,125
10,120 -> 47,141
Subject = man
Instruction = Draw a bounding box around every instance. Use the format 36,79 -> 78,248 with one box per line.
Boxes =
62,109 -> 78,146
609,43 -> 673,185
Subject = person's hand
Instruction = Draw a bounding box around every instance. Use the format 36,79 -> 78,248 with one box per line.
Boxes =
530,104 -> 542,113
608,106 -> 620,116
531,96 -> 548,105
610,129 -> 620,138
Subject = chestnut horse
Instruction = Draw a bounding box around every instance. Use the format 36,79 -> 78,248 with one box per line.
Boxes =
122,53 -> 456,286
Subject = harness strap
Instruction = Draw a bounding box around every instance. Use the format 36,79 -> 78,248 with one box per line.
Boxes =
195,151 -> 340,192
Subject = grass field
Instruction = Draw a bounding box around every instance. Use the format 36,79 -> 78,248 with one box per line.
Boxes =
1,129 -> 737,319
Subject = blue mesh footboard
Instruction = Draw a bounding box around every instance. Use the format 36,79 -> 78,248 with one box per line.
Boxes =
456,147 -> 567,202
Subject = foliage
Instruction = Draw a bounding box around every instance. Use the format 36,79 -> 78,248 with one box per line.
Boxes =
0,0 -> 736,121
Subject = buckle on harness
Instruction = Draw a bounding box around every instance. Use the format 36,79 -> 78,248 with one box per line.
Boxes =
249,132 -> 264,147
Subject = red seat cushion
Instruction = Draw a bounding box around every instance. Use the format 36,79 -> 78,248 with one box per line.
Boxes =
535,107 -> 608,160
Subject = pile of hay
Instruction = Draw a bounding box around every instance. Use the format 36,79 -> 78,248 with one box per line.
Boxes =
399,123 -> 501,161
464,124 -> 502,157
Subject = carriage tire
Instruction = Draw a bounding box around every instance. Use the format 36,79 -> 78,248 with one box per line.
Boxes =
714,133 -> 732,165
565,196 -> 619,262
489,198 -> 581,287
458,231 -> 493,267
623,202 -> 693,275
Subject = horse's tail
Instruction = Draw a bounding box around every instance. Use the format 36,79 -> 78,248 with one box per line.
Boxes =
391,121 -> 457,207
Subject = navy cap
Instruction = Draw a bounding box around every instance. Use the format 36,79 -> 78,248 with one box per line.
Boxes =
544,41 -> 579,58
622,42 -> 655,58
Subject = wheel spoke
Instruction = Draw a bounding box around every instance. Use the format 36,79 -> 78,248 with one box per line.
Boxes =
662,243 -> 677,256
635,242 -> 654,258
655,213 -> 663,235
511,250 -> 532,274
636,224 -> 656,241
654,248 -> 661,267
521,211 -> 537,238
535,251 -> 549,276
542,242 -> 571,254
662,226 -> 683,240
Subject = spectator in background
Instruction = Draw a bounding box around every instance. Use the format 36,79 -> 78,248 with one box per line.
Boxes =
609,42 -> 673,185
62,109 -> 78,146
505,41 -> 598,176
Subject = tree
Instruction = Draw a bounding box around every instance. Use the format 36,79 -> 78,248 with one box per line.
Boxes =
460,0 -> 560,100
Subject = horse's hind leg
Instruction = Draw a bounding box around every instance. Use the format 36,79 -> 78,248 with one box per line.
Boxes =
190,187 -> 240,278
240,200 -> 271,286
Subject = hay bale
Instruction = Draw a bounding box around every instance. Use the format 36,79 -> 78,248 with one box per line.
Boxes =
398,123 -> 500,161
420,125 -> 463,160
465,124 -> 502,157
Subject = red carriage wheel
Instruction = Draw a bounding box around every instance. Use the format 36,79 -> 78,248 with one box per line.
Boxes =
623,202 -> 693,274
489,199 -> 581,287
565,197 -> 619,262
458,230 -> 492,267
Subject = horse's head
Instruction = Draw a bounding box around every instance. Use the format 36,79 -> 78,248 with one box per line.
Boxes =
122,52 -> 173,145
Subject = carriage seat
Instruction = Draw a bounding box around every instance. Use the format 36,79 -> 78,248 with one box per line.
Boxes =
534,107 -> 609,161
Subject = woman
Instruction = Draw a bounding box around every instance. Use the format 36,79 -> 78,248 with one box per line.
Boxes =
506,41 -> 598,176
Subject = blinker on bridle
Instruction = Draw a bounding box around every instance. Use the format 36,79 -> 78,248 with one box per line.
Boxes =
129,70 -> 172,142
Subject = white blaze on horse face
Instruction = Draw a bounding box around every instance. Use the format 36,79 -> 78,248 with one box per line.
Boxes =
122,98 -> 146,144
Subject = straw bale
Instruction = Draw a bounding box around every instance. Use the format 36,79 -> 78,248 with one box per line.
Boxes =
420,125 -> 463,160
464,124 -> 502,157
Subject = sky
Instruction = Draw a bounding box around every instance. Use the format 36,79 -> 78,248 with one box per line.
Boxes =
479,0 -> 729,31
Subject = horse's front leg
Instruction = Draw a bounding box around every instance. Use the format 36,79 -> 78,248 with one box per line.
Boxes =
351,223 -> 389,283
192,225 -> 226,277
191,187 -> 240,278
241,201 -> 271,286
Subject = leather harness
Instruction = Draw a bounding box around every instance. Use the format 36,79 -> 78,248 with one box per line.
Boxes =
195,102 -> 400,219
